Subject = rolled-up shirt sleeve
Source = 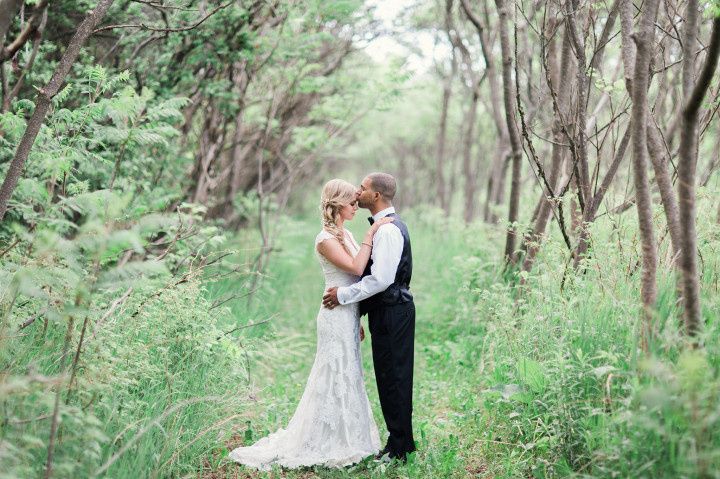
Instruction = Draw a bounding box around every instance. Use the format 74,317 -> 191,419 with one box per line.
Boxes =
337,224 -> 403,305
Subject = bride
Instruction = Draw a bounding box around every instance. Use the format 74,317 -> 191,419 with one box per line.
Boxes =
229,179 -> 393,470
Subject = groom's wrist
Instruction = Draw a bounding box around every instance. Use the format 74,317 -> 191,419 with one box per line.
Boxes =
336,287 -> 346,305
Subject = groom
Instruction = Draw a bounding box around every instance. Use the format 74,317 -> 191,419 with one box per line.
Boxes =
322,172 -> 416,462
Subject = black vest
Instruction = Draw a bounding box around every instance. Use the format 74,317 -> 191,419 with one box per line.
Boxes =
359,213 -> 413,316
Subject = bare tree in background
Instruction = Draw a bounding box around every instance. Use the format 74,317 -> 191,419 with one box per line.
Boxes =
494,0 -> 523,264
435,0 -> 459,215
460,0 -> 508,224
627,0 -> 661,350
677,11 -> 720,339
447,25 -> 483,222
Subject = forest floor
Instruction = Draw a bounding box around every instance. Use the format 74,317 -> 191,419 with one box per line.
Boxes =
200,212 -> 499,478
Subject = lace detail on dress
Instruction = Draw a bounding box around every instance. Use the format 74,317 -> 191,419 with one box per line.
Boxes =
228,230 -> 380,470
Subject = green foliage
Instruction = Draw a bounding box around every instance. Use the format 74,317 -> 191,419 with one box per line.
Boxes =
445,195 -> 720,477
0,44 -> 249,478
0,68 -> 190,233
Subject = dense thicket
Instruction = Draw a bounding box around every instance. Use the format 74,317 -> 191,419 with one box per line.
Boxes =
0,1 -> 396,476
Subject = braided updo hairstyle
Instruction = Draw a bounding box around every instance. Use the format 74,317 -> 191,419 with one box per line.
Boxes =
320,179 -> 357,254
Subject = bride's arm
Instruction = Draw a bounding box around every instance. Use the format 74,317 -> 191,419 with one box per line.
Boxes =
317,238 -> 370,275
316,218 -> 393,275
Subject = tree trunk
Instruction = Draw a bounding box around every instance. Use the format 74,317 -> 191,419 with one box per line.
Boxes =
565,0 -> 592,212
0,0 -> 22,44
495,0 -> 523,264
0,0 -> 49,62
677,16 -> 720,338
436,46 -> 457,215
0,0 -> 116,221
484,144 -> 506,223
461,0 -> 506,139
628,0 -> 661,351
462,82 -> 480,223
646,122 -> 682,256
619,0 -> 682,262
467,0 -> 509,224
681,0 -> 700,103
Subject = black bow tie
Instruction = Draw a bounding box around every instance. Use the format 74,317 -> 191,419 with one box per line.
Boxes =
368,217 -> 374,225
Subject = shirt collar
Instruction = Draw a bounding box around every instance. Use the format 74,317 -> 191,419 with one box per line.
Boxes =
372,206 -> 396,222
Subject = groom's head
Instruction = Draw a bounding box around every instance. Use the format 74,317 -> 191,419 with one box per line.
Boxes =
358,172 -> 396,211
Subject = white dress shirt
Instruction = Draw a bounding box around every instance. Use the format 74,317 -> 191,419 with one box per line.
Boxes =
337,207 -> 404,305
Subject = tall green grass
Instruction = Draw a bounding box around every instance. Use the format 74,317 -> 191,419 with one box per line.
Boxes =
209,197 -> 720,478
1,272 -> 252,478
3,194 -> 719,478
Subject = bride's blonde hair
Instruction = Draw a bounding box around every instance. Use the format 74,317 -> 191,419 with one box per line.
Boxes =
320,179 -> 357,253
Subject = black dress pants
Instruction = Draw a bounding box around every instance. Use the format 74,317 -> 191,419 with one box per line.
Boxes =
368,301 -> 416,457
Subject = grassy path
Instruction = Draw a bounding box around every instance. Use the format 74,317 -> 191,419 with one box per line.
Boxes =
205,214 -> 496,478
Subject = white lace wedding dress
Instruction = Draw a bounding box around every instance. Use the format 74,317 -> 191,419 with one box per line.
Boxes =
228,229 -> 381,470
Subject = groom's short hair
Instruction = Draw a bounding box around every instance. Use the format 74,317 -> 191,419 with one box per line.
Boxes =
368,172 -> 396,201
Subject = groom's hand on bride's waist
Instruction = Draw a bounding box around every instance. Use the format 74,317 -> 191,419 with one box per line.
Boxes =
323,287 -> 340,309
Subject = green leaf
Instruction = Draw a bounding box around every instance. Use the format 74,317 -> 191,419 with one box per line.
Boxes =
516,357 -> 546,393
